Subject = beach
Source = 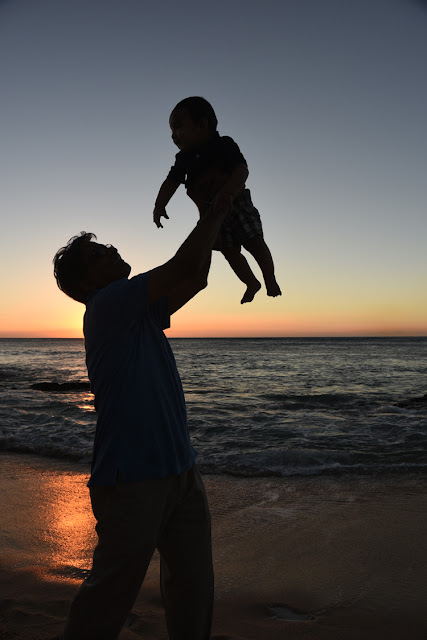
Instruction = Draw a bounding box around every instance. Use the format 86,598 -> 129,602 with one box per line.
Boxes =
0,453 -> 426,639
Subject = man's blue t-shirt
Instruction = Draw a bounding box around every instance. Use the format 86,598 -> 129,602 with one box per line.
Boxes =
83,273 -> 197,486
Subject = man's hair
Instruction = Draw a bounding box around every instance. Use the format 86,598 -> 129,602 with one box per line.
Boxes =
53,231 -> 96,303
172,96 -> 218,131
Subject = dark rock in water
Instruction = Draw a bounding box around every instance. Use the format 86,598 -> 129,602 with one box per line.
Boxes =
396,393 -> 427,408
31,381 -> 91,392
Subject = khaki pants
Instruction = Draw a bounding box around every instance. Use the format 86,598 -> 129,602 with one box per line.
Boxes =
62,466 -> 213,640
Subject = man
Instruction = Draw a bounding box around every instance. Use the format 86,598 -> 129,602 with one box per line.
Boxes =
53,199 -> 231,640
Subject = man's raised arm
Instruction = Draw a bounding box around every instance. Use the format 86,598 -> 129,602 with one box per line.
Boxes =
147,199 -> 230,310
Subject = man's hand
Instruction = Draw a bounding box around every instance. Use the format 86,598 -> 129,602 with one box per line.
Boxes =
153,206 -> 169,229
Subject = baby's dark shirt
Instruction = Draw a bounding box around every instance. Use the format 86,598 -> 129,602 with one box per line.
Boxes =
167,132 -> 247,190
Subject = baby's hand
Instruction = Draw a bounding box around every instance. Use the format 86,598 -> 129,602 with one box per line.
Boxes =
153,206 -> 169,228
214,192 -> 233,217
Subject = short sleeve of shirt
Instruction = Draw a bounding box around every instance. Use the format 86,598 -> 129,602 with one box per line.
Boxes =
216,136 -> 247,172
166,152 -> 187,184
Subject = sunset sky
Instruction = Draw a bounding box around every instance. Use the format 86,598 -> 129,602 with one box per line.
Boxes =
1,0 -> 426,338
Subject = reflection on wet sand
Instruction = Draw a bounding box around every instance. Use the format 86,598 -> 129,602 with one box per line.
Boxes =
1,453 -> 96,582
41,471 -> 97,580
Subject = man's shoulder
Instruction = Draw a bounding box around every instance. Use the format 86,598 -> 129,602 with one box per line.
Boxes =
84,273 -> 153,338
86,274 -> 149,309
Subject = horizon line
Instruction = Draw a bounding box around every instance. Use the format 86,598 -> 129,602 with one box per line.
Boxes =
1,335 -> 426,340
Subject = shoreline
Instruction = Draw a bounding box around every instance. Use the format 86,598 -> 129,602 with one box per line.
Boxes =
0,452 -> 426,639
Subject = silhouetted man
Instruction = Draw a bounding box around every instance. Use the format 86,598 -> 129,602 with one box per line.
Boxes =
53,198 -> 231,640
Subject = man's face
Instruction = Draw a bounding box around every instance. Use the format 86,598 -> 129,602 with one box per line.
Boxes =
169,108 -> 210,152
81,242 -> 131,294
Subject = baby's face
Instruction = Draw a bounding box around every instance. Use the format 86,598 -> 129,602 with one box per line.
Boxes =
169,108 -> 210,152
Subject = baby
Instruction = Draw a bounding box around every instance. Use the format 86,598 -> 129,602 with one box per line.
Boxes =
153,96 -> 281,303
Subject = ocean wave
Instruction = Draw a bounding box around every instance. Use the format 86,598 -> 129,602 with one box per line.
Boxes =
0,435 -> 92,463
1,432 -> 425,478
259,393 -> 365,410
0,367 -> 26,383
198,449 -> 427,478
396,394 -> 427,408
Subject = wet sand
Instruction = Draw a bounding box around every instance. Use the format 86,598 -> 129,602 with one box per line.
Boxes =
0,452 -> 426,639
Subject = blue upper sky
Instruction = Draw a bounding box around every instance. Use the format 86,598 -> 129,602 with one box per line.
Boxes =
1,0 -> 426,336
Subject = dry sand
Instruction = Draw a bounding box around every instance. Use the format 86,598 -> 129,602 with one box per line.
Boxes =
0,452 -> 426,639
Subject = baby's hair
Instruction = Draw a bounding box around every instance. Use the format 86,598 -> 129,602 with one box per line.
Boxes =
172,96 -> 218,131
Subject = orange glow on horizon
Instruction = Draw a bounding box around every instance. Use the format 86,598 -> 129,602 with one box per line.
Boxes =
1,315 -> 426,339
1,284 -> 426,338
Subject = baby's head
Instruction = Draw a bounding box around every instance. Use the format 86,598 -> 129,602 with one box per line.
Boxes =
169,96 -> 218,152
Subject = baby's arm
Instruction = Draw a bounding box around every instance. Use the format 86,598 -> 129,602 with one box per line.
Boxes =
214,163 -> 249,215
153,178 -> 180,228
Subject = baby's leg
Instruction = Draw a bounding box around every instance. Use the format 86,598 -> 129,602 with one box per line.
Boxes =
243,235 -> 282,297
221,247 -> 261,304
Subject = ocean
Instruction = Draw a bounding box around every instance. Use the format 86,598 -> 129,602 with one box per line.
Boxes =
0,337 -> 426,477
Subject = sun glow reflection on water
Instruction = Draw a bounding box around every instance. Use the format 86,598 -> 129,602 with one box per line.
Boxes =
77,393 -> 96,413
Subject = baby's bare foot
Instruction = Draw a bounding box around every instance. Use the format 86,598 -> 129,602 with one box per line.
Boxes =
241,281 -> 261,304
266,280 -> 282,297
